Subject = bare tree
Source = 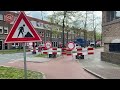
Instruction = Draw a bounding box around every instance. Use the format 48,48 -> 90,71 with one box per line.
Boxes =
90,11 -> 101,48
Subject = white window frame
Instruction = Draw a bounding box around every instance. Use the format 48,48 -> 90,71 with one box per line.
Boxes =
4,27 -> 8,34
0,26 -> 3,34
0,14 -> 3,20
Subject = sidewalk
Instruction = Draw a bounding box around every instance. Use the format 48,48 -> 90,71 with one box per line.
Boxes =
78,48 -> 120,79
7,57 -> 51,63
1,56 -> 98,79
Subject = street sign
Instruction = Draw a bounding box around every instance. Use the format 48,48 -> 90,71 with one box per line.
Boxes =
4,11 -> 42,43
45,41 -> 52,49
4,11 -> 42,79
67,42 -> 75,50
4,14 -> 14,23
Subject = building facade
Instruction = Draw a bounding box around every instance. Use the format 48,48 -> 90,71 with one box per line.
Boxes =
0,11 -> 89,50
101,11 -> 120,64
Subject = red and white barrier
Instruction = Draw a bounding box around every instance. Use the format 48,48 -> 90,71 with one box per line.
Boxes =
87,47 -> 94,55
66,48 -> 72,56
76,48 -> 82,55
41,47 -> 94,58
42,48 -> 48,54
62,48 -> 67,55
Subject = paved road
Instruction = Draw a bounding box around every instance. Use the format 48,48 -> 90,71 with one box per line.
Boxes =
1,56 -> 98,79
0,52 -> 37,64
78,48 -> 120,79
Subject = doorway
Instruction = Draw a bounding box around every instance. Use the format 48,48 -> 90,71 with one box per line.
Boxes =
5,43 -> 8,49
0,41 -> 2,50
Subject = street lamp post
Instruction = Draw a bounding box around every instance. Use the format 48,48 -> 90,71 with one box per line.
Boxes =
1,11 -> 5,50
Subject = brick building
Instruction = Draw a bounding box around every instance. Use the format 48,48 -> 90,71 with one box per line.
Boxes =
0,11 -> 88,50
101,11 -> 120,64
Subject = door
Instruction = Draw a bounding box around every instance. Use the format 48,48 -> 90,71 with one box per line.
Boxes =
0,41 -> 2,50
5,43 -> 8,49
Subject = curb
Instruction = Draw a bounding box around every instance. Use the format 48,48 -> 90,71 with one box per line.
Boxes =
76,60 -> 106,79
41,72 -> 46,79
83,67 -> 106,79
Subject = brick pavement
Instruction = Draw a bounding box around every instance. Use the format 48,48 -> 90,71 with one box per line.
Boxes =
1,56 -> 98,79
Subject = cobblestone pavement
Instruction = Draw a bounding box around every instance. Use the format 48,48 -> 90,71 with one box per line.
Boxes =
78,48 -> 120,79
1,56 -> 98,79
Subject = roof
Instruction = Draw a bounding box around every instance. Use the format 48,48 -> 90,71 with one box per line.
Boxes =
5,11 -> 58,26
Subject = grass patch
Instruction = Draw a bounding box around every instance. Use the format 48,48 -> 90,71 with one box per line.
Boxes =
35,54 -> 48,58
0,49 -> 30,54
95,46 -> 103,49
0,66 -> 43,79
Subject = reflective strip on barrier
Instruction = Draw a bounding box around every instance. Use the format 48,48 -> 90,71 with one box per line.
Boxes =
88,47 -> 94,55
62,48 -> 66,55
66,48 -> 72,56
52,47 -> 57,55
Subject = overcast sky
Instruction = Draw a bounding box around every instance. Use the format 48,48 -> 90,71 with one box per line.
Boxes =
24,11 -> 102,33
25,11 -> 102,21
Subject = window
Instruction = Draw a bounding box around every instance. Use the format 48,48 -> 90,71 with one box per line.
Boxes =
4,27 -> 8,34
42,32 -> 44,37
52,42 -> 53,47
46,33 -> 48,37
10,17 -> 17,24
47,25 -> 51,30
36,22 -> 40,27
52,35 -> 54,38
49,33 -> 51,37
30,21 -> 36,27
115,11 -> 120,19
0,14 -> 3,20
43,24 -> 48,29
56,42 -> 58,47
54,42 -> 56,47
106,11 -> 120,22
0,26 -> 3,34
109,43 -> 120,53
15,43 -> 18,46
55,34 -> 57,38
59,35 -> 61,38
40,32 -> 44,37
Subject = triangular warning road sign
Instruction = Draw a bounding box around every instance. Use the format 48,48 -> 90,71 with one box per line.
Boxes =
4,11 -> 42,43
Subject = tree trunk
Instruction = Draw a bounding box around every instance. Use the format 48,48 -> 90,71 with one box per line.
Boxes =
94,29 -> 97,48
84,11 -> 88,47
62,11 -> 67,48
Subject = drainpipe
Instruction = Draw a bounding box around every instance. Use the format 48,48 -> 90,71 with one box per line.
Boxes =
2,11 -> 5,50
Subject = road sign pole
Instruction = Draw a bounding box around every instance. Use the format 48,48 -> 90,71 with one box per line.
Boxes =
23,42 -> 27,79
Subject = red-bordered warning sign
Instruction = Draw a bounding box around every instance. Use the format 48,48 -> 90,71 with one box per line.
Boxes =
4,11 -> 42,43
67,41 -> 75,50
45,41 -> 52,49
